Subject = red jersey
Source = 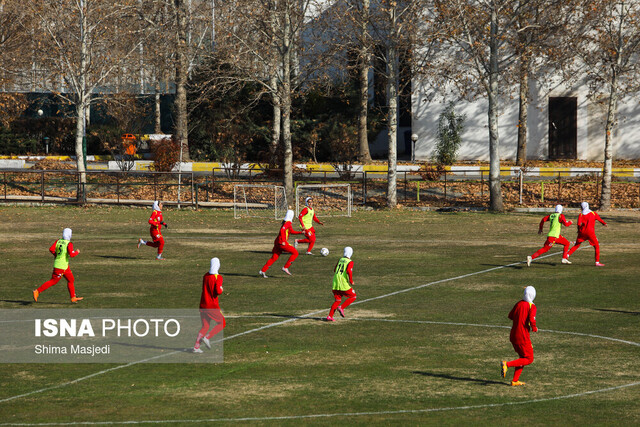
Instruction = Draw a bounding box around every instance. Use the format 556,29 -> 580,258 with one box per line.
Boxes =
149,210 -> 164,232
275,221 -> 302,246
508,300 -> 537,345
48,241 -> 79,258
200,273 -> 223,309
577,212 -> 606,238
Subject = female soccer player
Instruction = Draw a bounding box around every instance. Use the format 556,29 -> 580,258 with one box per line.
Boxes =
193,257 -> 226,353
137,200 -> 168,260
566,202 -> 608,266
501,286 -> 538,386
527,204 -> 573,266
33,228 -> 83,303
259,210 -> 302,277
294,196 -> 324,255
326,246 -> 357,322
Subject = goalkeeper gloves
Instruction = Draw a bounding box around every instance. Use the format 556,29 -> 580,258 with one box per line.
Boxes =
162,222 -> 168,228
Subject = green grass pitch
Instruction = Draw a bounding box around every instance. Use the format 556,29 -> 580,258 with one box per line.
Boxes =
0,205 -> 638,425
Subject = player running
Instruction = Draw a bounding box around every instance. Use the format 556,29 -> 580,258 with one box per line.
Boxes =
326,246 -> 357,322
501,286 -> 538,386
259,210 -> 303,277
527,204 -> 573,266
137,200 -> 168,260
294,196 -> 324,255
33,228 -> 83,303
193,257 -> 226,353
566,202 -> 607,266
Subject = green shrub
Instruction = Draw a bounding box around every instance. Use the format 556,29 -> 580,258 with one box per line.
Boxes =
434,102 -> 465,166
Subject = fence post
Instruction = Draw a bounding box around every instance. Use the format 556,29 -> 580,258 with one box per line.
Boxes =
211,168 -> 215,201
154,174 -> 158,202
3,172 -> 6,200
116,173 -> 120,204
558,172 -> 562,203
417,181 -> 420,202
41,170 -> 45,202
404,171 -> 407,202
363,171 -> 367,205
191,172 -> 195,206
519,169 -> 523,205
541,182 -> 544,202
444,170 -> 447,199
195,183 -> 199,209
481,170 -> 484,198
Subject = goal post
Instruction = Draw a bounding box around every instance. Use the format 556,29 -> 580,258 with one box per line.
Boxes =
233,184 -> 287,219
295,183 -> 352,217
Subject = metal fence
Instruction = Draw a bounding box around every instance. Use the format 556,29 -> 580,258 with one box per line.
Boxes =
1,167 -> 639,209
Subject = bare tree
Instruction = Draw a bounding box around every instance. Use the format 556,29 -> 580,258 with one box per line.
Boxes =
27,0 -> 147,195
578,0 -> 640,210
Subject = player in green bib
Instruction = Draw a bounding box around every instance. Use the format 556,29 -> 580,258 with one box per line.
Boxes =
294,196 -> 324,255
326,247 -> 356,322
527,204 -> 573,266
33,228 -> 83,303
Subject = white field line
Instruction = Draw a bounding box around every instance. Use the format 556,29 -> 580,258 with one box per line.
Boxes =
0,248 -> 633,416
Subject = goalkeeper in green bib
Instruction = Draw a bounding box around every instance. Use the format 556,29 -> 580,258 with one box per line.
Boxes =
326,247 -> 356,322
527,204 -> 573,266
33,228 -> 83,303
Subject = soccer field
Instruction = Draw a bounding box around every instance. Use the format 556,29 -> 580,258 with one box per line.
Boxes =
0,205 -> 638,425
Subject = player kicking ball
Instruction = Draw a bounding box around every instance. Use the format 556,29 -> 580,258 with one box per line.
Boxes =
501,286 -> 538,386
259,210 -> 303,277
193,257 -> 226,353
527,204 -> 573,266
566,202 -> 607,266
326,247 -> 357,322
33,228 -> 83,303
294,196 -> 324,255
137,200 -> 168,260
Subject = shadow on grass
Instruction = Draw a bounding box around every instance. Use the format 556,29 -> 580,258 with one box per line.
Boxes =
412,371 -> 506,386
0,299 -> 35,306
114,341 -> 197,352
95,255 -> 137,260
480,263 -> 524,270
223,272 -> 266,278
593,308 -> 640,316
263,313 -> 325,321
247,250 -> 273,254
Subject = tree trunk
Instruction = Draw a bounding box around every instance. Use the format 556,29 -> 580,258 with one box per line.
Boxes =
154,83 -> 162,134
488,7 -> 503,212
600,69 -> 618,211
516,53 -> 529,166
75,96 -> 88,201
386,5 -> 398,208
174,0 -> 190,161
282,12 -> 294,203
358,0 -> 372,163
269,74 -> 281,166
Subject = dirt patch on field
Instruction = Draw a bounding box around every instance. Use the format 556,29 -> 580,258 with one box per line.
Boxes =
172,228 -> 255,235
177,241 -> 273,252
174,379 -> 307,401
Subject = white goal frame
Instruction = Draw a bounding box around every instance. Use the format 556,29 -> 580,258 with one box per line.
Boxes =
233,184 -> 287,219
295,183 -> 352,217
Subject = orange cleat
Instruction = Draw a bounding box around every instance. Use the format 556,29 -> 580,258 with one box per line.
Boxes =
501,361 -> 507,378
511,381 -> 526,386
33,290 -> 39,302
71,296 -> 84,303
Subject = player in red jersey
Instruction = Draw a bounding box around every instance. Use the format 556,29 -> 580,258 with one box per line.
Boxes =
33,228 -> 83,303
501,286 -> 538,386
566,202 -> 608,266
259,209 -> 303,277
527,204 -> 573,266
294,196 -> 324,255
326,247 -> 356,322
193,257 -> 226,353
137,201 -> 168,260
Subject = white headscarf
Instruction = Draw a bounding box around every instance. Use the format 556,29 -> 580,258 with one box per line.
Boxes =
555,204 -> 563,214
581,202 -> 592,215
209,257 -> 220,275
523,286 -> 536,303
343,246 -> 353,258
305,196 -> 312,206
284,210 -> 294,222
62,228 -> 72,241
152,200 -> 161,211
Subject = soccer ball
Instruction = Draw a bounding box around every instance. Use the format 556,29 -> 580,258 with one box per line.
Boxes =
320,248 -> 329,257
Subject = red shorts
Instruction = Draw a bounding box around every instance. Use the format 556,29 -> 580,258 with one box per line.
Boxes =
304,228 -> 315,239
332,288 -> 356,299
200,308 -> 224,323
576,233 -> 598,246
150,228 -> 162,241
272,243 -> 296,255
511,340 -> 534,359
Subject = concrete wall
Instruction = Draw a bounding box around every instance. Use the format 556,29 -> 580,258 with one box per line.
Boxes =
412,78 -> 640,161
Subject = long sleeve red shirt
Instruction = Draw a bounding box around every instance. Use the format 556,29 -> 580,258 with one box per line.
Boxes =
275,221 -> 302,246
577,212 -> 606,237
298,207 -> 321,228
49,241 -> 79,258
200,273 -> 223,309
149,210 -> 164,231
508,300 -> 537,345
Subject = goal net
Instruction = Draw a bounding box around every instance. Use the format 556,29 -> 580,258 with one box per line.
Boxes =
295,183 -> 352,217
234,184 -> 287,219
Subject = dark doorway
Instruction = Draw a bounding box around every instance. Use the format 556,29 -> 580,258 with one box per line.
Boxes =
548,97 -> 577,159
